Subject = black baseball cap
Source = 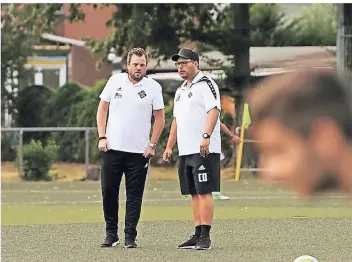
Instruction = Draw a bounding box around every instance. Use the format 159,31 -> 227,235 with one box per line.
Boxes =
171,48 -> 199,62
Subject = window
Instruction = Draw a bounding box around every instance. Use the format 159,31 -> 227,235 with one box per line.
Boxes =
42,69 -> 60,89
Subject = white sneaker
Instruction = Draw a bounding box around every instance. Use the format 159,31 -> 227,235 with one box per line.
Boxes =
212,192 -> 230,200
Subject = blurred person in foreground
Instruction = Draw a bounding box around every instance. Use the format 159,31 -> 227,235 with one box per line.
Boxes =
248,69 -> 352,196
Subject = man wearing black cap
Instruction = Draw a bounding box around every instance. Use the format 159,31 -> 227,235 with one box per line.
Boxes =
162,48 -> 222,250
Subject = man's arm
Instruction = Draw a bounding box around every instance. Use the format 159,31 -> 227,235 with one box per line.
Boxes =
96,100 -> 109,137
166,118 -> 177,149
204,108 -> 220,136
220,122 -> 232,137
220,122 -> 240,144
150,109 -> 165,145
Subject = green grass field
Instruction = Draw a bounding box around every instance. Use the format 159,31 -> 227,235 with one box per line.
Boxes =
2,178 -> 352,262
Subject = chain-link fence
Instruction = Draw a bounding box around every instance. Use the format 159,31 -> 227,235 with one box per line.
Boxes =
1,127 -> 99,180
1,127 -> 261,180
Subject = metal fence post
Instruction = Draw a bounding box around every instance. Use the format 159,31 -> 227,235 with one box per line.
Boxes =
85,129 -> 90,172
18,129 -> 24,178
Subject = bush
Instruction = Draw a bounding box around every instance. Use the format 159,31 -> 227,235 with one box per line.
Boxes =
250,4 -> 294,46
290,4 -> 337,46
16,140 -> 59,181
75,79 -> 107,164
1,132 -> 18,161
219,111 -> 236,167
15,85 -> 54,143
45,82 -> 85,162
151,100 -> 179,166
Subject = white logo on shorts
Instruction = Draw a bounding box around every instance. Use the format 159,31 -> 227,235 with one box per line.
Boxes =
198,165 -> 205,171
198,172 -> 208,182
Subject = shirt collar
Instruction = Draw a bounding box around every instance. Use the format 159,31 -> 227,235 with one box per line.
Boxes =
182,71 -> 204,88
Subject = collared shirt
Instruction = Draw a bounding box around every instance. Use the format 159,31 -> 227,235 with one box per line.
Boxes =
173,71 -> 221,156
99,72 -> 165,153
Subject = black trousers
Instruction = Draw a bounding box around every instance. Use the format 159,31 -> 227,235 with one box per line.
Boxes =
101,150 -> 149,238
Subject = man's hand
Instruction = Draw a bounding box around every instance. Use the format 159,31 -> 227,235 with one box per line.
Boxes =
200,138 -> 210,157
162,147 -> 173,162
98,139 -> 109,152
231,134 -> 240,144
143,145 -> 155,159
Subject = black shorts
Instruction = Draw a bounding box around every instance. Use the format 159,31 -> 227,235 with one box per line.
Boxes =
178,153 -> 220,195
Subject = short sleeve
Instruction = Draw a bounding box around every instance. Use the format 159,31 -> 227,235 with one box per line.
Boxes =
173,89 -> 181,118
99,75 -> 117,102
152,83 -> 165,110
201,79 -> 221,112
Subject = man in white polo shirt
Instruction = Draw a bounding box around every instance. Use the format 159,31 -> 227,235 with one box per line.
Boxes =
163,48 -> 221,250
96,47 -> 165,248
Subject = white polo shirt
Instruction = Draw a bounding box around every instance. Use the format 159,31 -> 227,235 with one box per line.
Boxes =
99,72 -> 165,153
173,71 -> 221,156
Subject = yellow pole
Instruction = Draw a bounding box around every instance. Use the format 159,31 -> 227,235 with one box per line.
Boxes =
235,122 -> 246,181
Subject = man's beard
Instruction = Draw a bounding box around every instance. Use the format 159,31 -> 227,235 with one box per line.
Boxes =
179,72 -> 188,80
130,71 -> 144,81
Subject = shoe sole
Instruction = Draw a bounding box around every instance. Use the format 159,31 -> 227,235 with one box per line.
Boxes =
195,246 -> 212,250
177,246 -> 196,249
124,245 -> 137,249
101,241 -> 120,248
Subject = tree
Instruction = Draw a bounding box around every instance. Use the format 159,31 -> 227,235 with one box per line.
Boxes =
292,4 -> 337,46
250,4 -> 296,46
1,3 -> 84,127
84,4 -> 218,65
1,4 -> 64,126
15,85 -> 54,143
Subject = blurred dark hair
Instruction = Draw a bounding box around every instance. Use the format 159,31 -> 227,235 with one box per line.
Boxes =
248,68 -> 352,139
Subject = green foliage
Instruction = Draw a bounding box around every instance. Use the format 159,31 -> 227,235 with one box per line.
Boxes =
291,4 -> 337,46
45,82 -> 85,162
219,112 -> 236,167
1,4 -> 63,126
151,100 -> 179,166
85,4 -> 219,65
250,4 -> 295,46
1,133 -> 18,162
5,3 -> 339,169
75,79 -> 107,163
16,139 -> 59,181
15,85 -> 54,143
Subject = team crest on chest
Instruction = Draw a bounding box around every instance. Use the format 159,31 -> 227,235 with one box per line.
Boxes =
138,90 -> 147,99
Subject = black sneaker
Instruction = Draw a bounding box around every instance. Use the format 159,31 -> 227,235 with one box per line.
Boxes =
195,236 -> 211,250
124,237 -> 137,248
100,233 -> 119,248
177,235 -> 199,249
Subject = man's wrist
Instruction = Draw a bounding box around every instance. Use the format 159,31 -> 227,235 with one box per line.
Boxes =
99,136 -> 107,141
202,132 -> 211,139
149,142 -> 157,149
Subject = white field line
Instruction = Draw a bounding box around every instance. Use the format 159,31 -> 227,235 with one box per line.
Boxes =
1,189 -> 347,196
1,195 -> 350,206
